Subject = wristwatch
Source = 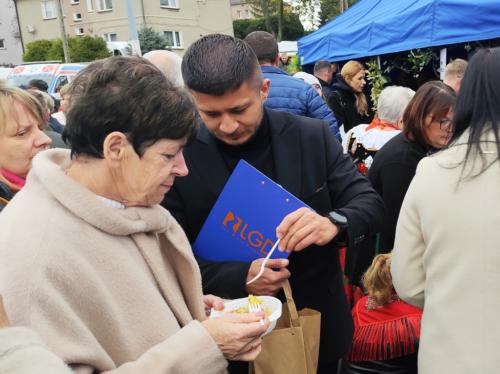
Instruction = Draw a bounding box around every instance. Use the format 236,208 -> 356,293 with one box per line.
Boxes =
326,211 -> 348,234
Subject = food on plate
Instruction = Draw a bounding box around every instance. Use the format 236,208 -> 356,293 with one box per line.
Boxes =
230,295 -> 272,316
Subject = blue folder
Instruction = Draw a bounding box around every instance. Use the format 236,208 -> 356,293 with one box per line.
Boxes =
193,160 -> 309,262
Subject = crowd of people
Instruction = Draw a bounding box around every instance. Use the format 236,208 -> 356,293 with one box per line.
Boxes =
0,31 -> 499,374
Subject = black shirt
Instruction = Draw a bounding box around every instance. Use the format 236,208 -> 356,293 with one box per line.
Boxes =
368,133 -> 429,252
214,112 -> 276,180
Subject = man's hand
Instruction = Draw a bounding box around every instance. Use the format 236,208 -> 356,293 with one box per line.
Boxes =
0,295 -> 10,328
202,312 -> 269,361
203,294 -> 225,317
276,207 -> 339,252
245,258 -> 290,296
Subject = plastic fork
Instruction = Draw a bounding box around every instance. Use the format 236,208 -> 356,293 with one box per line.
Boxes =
246,238 -> 281,285
248,295 -> 265,325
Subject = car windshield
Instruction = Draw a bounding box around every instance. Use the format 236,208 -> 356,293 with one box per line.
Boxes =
8,74 -> 52,89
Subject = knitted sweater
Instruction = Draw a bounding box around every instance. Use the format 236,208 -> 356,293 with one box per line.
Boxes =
0,149 -> 227,373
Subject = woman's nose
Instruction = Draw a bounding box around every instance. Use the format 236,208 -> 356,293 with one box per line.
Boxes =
35,128 -> 52,148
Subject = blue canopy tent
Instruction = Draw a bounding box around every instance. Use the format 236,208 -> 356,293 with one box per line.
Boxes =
298,0 -> 500,64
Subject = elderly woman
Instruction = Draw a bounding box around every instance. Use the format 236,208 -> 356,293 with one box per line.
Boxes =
392,48 -> 500,374
329,60 -> 373,132
343,85 -> 415,173
28,89 -> 68,149
0,57 -> 267,373
368,81 -> 456,253
0,83 -> 52,211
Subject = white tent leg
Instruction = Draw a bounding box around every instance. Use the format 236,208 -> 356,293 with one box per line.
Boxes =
440,48 -> 447,80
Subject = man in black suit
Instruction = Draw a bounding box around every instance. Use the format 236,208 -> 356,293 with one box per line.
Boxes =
162,34 -> 383,373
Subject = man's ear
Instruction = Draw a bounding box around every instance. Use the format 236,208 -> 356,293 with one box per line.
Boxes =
102,132 -> 129,165
274,55 -> 281,67
260,79 -> 271,102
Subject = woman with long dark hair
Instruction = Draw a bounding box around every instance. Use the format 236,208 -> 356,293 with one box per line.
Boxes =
391,48 -> 500,374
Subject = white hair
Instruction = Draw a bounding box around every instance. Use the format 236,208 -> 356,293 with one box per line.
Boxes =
143,50 -> 184,88
293,71 -> 321,87
377,86 -> 415,124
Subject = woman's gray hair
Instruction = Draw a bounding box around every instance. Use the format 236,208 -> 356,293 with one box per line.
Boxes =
377,86 -> 415,124
29,89 -> 55,113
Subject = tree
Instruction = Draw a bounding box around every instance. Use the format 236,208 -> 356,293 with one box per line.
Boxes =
24,37 -> 109,62
47,36 -> 109,62
23,40 -> 54,62
319,0 -> 359,26
138,27 -> 169,54
247,0 -> 290,40
233,12 -> 304,40
71,36 -> 110,61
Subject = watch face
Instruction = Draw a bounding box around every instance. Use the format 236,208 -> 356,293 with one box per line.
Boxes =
330,212 -> 347,225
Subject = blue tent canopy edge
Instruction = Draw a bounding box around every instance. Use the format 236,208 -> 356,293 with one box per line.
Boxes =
298,0 -> 500,64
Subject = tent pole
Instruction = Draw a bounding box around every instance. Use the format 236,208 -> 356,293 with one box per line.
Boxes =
439,48 -> 447,80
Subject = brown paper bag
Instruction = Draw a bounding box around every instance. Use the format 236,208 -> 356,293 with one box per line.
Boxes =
251,280 -> 321,374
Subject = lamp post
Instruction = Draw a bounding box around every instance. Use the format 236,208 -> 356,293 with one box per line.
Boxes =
55,0 -> 70,62
126,0 -> 142,56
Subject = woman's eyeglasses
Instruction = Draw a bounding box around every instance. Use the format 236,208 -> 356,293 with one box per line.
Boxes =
439,118 -> 453,130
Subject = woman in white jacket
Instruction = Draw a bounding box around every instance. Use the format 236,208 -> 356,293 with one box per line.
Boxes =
391,48 -> 500,373
0,295 -> 72,374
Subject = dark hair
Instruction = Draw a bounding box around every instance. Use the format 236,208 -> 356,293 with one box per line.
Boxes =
402,81 -> 456,149
450,47 -> 500,178
314,60 -> 332,74
28,79 -> 49,92
243,31 -> 279,65
182,34 -> 261,96
64,56 -> 198,158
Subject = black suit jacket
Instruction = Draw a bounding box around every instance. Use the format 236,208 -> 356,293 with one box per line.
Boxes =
163,108 -> 383,363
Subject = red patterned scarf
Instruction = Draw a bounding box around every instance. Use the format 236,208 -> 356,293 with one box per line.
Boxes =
347,295 -> 422,361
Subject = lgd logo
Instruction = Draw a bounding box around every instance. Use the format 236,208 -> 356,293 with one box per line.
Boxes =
222,211 -> 275,255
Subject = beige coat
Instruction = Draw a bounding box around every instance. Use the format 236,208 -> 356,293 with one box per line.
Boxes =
0,150 -> 227,373
391,130 -> 500,373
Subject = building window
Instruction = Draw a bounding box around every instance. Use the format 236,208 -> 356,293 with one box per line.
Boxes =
86,0 -> 94,12
103,33 -> 117,42
237,10 -> 241,19
97,0 -> 112,11
0,39 -> 5,49
73,12 -> 82,21
41,0 -> 57,19
164,31 -> 182,48
75,27 -> 85,35
160,0 -> 179,8
70,0 -> 80,4
245,9 -> 251,18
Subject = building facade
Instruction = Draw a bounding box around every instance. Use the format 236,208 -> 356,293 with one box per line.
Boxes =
0,0 -> 24,65
16,0 -> 234,57
229,0 -> 254,20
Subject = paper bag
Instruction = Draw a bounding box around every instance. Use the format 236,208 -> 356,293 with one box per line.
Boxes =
252,280 -> 321,374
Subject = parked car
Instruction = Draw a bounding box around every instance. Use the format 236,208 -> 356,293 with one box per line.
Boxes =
7,63 -> 86,99
0,67 -> 13,82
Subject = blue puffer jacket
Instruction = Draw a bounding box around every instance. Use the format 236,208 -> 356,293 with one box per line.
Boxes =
261,66 -> 341,141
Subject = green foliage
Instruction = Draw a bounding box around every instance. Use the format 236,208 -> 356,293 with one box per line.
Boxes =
23,40 -> 54,62
138,27 -> 169,54
71,36 -> 110,62
233,12 -> 304,40
366,59 -> 390,113
407,49 -> 437,78
24,37 -> 109,62
285,55 -> 301,75
319,0 -> 359,26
